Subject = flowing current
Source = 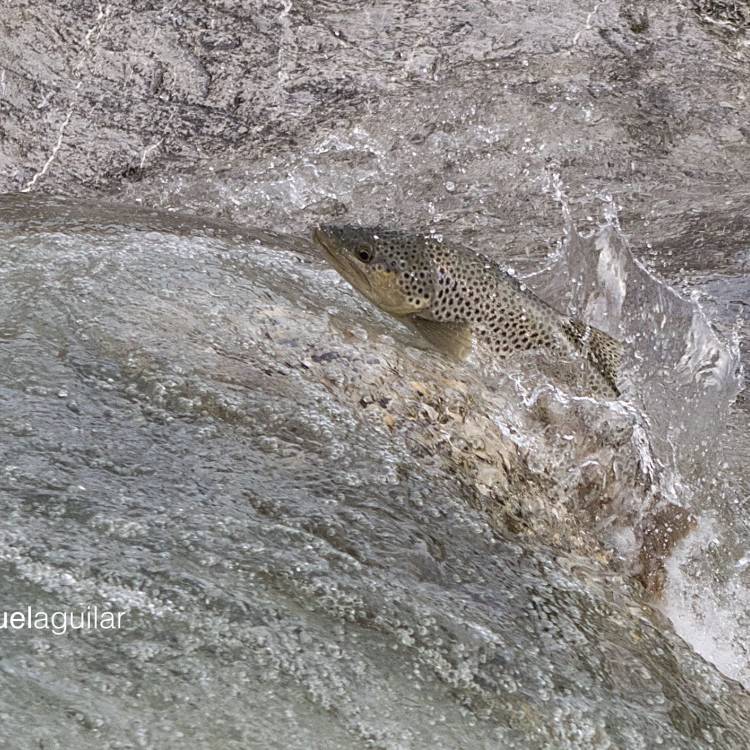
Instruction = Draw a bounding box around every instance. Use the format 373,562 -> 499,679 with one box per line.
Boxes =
1,1 -> 749,748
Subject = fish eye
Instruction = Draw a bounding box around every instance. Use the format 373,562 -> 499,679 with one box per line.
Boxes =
356,245 -> 373,263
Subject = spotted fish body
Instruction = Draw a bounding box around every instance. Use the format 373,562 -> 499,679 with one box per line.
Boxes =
313,225 -> 623,396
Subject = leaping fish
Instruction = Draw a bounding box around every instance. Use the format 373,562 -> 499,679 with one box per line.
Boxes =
313,225 -> 623,396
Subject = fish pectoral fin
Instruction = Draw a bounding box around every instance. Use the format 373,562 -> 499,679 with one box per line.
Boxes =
408,316 -> 473,360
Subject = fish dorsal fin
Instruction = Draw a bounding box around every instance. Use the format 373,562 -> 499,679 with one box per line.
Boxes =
562,318 -> 623,395
408,315 -> 473,360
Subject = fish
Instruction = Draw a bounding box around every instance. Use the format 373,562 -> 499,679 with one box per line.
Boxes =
313,224 -> 623,396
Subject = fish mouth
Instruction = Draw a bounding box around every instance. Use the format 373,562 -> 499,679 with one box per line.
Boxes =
312,226 -> 337,258
312,226 -> 373,295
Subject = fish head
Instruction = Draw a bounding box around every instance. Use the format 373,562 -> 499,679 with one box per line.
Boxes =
313,224 -> 435,317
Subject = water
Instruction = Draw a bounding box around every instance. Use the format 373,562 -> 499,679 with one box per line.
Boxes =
0,192 -> 747,748
1,1 -> 750,747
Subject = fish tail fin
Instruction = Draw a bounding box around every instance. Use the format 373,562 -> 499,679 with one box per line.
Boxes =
563,318 -> 623,396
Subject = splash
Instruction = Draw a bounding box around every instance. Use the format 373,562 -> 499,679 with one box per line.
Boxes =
528,179 -> 747,683
661,520 -> 750,690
